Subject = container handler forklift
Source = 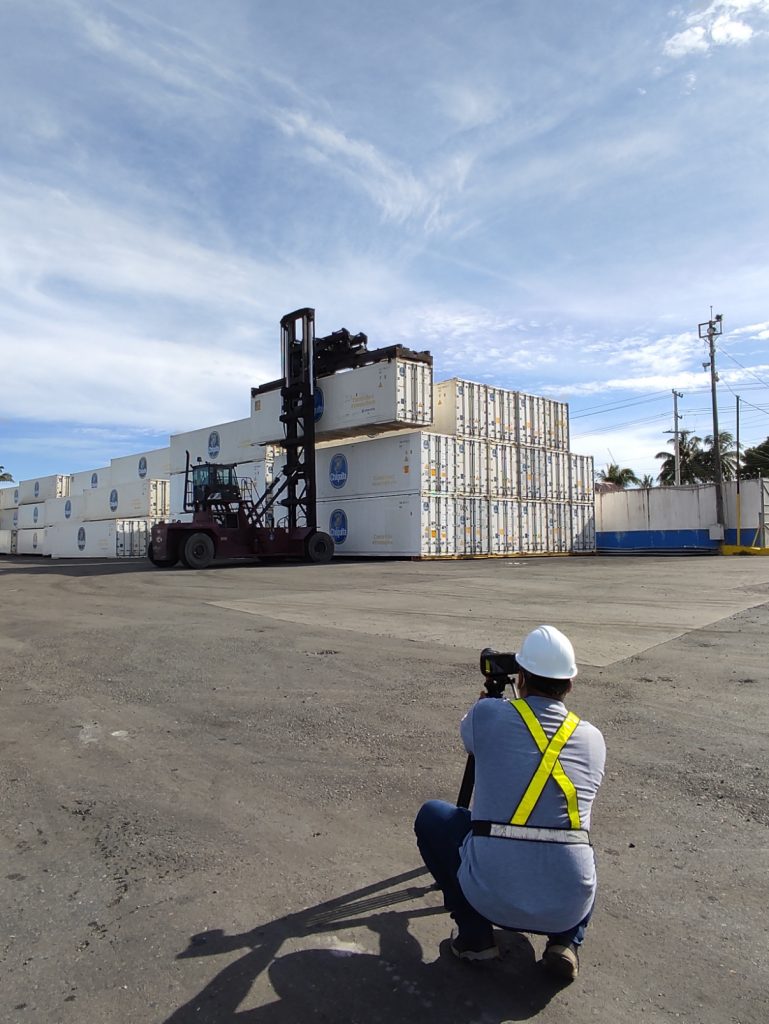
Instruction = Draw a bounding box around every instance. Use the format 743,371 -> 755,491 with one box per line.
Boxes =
147,307 -> 429,569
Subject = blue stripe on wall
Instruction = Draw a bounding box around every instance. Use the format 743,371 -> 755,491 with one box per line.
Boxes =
596,529 -> 717,551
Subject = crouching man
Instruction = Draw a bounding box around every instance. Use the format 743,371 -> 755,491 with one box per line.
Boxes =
415,625 -> 606,981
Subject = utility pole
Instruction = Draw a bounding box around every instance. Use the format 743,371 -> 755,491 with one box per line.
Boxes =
736,394 -> 741,546
672,389 -> 683,486
699,311 -> 724,528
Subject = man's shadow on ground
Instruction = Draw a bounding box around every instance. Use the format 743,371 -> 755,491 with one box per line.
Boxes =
162,868 -> 569,1023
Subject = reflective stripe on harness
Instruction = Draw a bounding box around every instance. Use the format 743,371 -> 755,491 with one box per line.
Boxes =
472,821 -> 590,845
508,699 -> 582,830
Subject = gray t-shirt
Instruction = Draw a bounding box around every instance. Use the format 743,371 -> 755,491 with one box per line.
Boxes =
457,695 -> 606,934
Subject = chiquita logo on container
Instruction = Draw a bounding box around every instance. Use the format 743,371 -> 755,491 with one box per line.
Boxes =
91,473 -> 99,488
329,508 -> 348,545
32,532 -> 38,549
77,527 -> 86,551
14,488 -> 19,503
33,506 -> 39,523
208,431 -> 221,458
109,489 -> 119,512
13,511 -> 18,527
138,456 -> 148,479
34,481 -> 40,497
329,453 -> 348,490
65,499 -> 72,519
314,387 -> 324,422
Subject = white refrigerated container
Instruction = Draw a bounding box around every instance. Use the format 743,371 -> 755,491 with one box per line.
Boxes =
546,501 -> 571,553
431,378 -> 487,438
17,528 -> 48,555
489,499 -> 521,555
455,497 -> 490,555
48,519 -> 156,558
456,439 -> 489,495
110,447 -> 171,484
18,475 -> 69,504
170,418 -> 259,475
318,493 -> 456,557
45,495 -> 87,525
569,454 -> 595,503
516,394 -> 569,450
252,359 -> 433,445
0,529 -> 15,554
487,442 -> 519,498
520,500 -> 548,553
571,502 -> 596,552
83,480 -> 169,521
545,450 -> 570,501
16,503 -> 46,529
0,486 -> 20,510
519,446 -> 548,501
70,467 -> 110,494
486,387 -> 519,443
315,432 -> 455,500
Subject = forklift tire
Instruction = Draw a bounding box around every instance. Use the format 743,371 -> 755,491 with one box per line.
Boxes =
147,542 -> 178,568
183,532 -> 215,569
305,531 -> 334,564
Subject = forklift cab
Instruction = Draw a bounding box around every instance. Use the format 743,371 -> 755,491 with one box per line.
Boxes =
191,462 -> 242,510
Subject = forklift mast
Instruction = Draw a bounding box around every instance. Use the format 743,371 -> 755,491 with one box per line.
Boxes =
279,308 -> 317,533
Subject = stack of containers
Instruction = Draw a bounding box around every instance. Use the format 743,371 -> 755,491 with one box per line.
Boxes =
0,484 -> 21,554
45,447 -> 171,559
5,475 -> 70,556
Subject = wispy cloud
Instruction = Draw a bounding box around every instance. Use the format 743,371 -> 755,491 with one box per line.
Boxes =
664,1 -> 769,57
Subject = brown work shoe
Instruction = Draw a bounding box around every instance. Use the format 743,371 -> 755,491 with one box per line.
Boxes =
542,942 -> 579,981
449,928 -> 499,962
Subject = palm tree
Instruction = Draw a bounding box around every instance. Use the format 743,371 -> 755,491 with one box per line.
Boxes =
741,437 -> 769,479
597,463 -> 640,488
0,465 -> 13,482
639,474 -> 655,488
697,432 -> 737,482
655,430 -> 703,485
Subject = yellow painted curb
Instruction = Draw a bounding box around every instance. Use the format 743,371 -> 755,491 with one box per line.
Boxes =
720,545 -> 769,556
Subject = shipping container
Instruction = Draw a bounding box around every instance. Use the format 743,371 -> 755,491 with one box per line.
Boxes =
456,497 -> 490,555
0,510 -> 15,530
431,378 -> 487,438
546,501 -> 571,553
486,387 -> 519,443
48,519 -> 157,559
317,494 -> 456,557
545,450 -> 570,501
571,503 -> 596,552
17,528 -> 48,556
520,501 -> 548,553
489,499 -> 521,555
316,432 -> 456,500
519,446 -> 548,501
45,495 -> 87,525
170,418 -> 258,475
18,475 -> 69,504
253,359 -> 433,445
0,486 -> 20,510
456,439 -> 489,495
0,529 -> 16,554
110,447 -> 171,484
16,503 -> 46,529
83,480 -> 169,521
569,454 -> 595,503
70,467 -> 110,494
487,442 -> 519,498
516,394 -> 569,450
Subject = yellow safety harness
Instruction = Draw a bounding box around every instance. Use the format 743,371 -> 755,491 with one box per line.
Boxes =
471,698 -> 589,844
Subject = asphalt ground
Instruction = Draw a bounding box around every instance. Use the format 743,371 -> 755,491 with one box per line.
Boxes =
1,552 -> 768,1024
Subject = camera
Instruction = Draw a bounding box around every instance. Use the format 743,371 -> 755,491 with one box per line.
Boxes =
479,648 -> 519,697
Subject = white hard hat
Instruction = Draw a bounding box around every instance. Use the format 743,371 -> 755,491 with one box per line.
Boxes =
517,625 -> 578,680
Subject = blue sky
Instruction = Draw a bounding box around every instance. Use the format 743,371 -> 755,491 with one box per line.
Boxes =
2,0 -> 769,484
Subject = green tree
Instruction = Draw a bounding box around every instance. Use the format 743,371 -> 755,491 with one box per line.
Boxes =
597,463 -> 640,488
697,432 -> 737,482
0,465 -> 13,482
741,437 -> 769,479
655,430 -> 703,485
639,474 -> 655,488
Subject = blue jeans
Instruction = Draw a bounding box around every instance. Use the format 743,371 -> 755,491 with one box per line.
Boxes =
414,799 -> 592,949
